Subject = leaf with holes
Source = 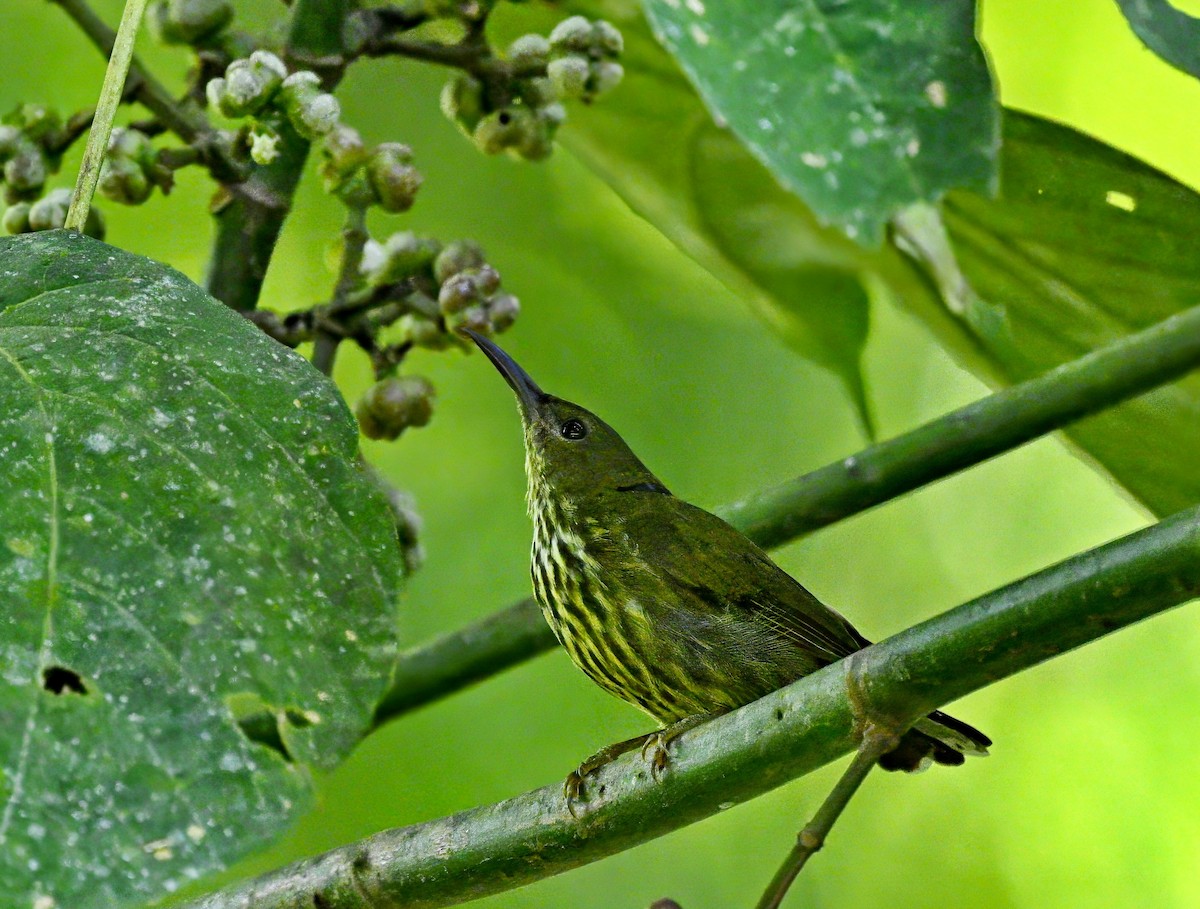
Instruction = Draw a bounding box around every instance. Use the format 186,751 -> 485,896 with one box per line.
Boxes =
898,112 -> 1200,515
641,0 -> 999,244
0,231 -> 403,908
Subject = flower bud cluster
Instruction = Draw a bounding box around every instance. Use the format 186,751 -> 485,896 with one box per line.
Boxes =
360,233 -> 520,347
547,16 -> 624,102
321,127 -> 423,213
439,17 -> 623,161
206,52 -> 343,145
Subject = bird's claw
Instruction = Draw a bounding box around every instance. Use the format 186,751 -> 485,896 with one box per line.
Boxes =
640,733 -> 672,780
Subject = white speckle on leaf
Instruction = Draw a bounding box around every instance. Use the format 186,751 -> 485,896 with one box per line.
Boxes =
689,23 -> 710,46
85,433 -> 114,454
800,151 -> 828,168
1105,190 -> 1136,212
924,80 -> 947,108
685,0 -> 705,13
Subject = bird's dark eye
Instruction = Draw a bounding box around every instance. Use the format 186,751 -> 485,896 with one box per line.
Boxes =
560,419 -> 588,440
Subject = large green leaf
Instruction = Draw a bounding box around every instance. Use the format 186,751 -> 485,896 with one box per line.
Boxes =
897,112 -> 1200,514
0,231 -> 403,908
503,0 -> 875,427
641,0 -> 999,244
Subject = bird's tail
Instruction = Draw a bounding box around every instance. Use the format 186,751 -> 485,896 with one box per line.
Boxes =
878,709 -> 991,772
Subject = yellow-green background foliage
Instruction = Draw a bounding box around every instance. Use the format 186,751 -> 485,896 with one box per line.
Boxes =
4,1 -> 1199,906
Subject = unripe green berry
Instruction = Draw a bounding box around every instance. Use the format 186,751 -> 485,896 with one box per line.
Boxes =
4,144 -> 47,195
469,264 -> 501,295
433,240 -> 486,284
487,292 -> 520,332
280,71 -> 340,140
547,56 -> 590,100
440,74 -> 484,133
473,108 -> 536,156
548,16 -> 594,54
98,157 -> 152,205
590,60 -> 625,97
507,34 -> 550,69
2,202 -> 31,234
520,77 -> 558,109
147,0 -> 233,45
356,375 -> 436,441
27,188 -> 72,231
367,143 -> 422,213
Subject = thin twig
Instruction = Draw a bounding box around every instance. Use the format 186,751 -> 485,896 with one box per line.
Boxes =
176,504 -> 1200,908
755,727 -> 897,909
67,0 -> 151,232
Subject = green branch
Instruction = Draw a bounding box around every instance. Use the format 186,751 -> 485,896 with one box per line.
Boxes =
180,505 -> 1200,909
372,303 -> 1200,728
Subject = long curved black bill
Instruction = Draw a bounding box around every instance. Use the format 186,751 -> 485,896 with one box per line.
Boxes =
461,329 -> 546,414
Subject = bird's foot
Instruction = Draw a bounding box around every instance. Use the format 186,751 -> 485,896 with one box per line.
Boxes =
564,732 -> 656,816
639,714 -> 710,781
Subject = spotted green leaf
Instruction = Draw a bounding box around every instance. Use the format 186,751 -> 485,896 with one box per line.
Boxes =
0,231 -> 403,908
641,0 -> 999,244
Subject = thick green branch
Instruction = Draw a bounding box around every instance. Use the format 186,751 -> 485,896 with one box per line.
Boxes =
182,505 -> 1200,909
373,303 -> 1200,728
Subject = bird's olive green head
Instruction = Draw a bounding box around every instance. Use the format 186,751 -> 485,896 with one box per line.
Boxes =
465,330 -> 667,506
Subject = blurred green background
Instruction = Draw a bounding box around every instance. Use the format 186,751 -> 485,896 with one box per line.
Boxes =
4,1 -> 1200,906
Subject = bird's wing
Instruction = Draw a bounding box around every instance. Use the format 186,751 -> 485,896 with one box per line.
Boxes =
620,494 -> 868,664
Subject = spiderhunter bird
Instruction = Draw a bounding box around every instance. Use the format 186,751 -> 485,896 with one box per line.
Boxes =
463,330 -> 990,810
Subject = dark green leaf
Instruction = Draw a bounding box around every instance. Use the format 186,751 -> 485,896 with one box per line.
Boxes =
1113,0 -> 1200,79
900,112 -> 1200,515
641,0 -> 999,243
0,232 -> 403,908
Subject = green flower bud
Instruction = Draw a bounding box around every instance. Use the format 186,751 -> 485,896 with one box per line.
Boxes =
3,143 -> 47,195
590,60 -> 625,97
108,127 -> 156,166
147,0 -> 233,45
98,157 -> 152,205
0,125 -> 23,161
11,105 -> 61,144
364,231 -> 441,285
507,34 -> 550,69
400,313 -> 451,350
2,202 -> 31,234
438,272 -> 484,315
356,375 -> 436,441
367,143 -> 422,213
210,51 -> 286,118
27,188 -> 72,231
321,125 -> 367,177
548,16 -> 594,54
433,240 -> 486,284
539,102 -> 567,128
516,119 -> 554,161
280,71 -> 340,140
547,56 -> 590,100
450,303 -> 492,336
469,264 -> 501,295
486,292 -> 520,332
520,76 -> 558,109
472,107 -> 537,156
440,74 -> 485,134
592,20 -> 624,57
